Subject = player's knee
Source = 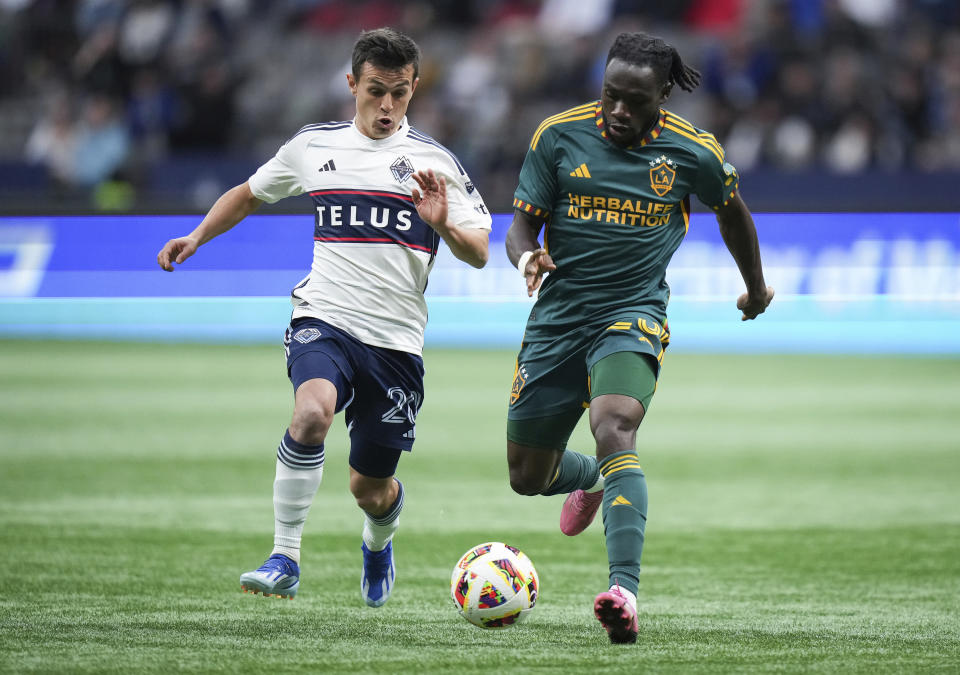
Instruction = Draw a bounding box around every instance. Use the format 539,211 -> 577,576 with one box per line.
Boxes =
592,412 -> 639,453
290,400 -> 334,445
509,465 -> 550,496
353,490 -> 385,513
350,479 -> 392,514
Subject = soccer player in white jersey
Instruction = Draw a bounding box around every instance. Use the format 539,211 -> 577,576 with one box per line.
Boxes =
157,28 -> 491,606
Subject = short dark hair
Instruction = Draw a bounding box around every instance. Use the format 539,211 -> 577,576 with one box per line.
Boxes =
606,32 -> 701,93
351,28 -> 420,81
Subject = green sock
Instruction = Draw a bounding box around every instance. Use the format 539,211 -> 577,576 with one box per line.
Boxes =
541,450 -> 600,496
599,450 -> 648,596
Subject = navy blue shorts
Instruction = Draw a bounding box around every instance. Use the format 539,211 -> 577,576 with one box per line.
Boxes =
284,317 -> 425,478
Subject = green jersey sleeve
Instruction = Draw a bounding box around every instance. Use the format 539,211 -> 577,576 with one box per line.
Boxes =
692,132 -> 740,210
513,126 -> 558,220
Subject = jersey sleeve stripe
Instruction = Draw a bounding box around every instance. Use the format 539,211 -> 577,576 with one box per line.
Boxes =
513,197 -> 549,219
696,133 -> 723,156
530,102 -> 598,139
298,121 -> 352,131
530,102 -> 599,151
287,121 -> 352,142
663,123 -> 725,163
531,112 -> 597,151
408,129 -> 466,174
665,112 -> 725,157
663,112 -> 699,132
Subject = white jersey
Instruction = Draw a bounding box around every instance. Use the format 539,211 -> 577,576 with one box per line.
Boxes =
248,117 -> 492,355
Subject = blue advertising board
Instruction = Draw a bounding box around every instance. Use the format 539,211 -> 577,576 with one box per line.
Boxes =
1,212 -> 958,353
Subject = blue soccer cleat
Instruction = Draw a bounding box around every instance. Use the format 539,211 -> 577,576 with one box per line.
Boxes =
361,542 -> 395,607
240,554 -> 300,599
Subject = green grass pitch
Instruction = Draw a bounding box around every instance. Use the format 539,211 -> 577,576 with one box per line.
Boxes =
1,340 -> 959,673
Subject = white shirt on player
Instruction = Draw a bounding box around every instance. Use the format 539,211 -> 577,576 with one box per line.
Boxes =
248,117 -> 491,355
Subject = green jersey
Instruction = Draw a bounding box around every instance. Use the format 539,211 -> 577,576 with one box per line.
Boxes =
513,100 -> 739,331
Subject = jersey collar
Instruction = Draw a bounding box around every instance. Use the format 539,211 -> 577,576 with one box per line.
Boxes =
350,116 -> 410,147
595,103 -> 666,150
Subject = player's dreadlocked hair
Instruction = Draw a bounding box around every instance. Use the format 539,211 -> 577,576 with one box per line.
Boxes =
352,27 -> 421,81
606,32 -> 702,93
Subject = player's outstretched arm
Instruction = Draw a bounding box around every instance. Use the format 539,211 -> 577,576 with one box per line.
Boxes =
715,193 -> 774,320
411,169 -> 489,269
157,182 -> 263,271
506,209 -> 556,297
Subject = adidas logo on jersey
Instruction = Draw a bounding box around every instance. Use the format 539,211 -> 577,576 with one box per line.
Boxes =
570,163 -> 591,178
318,159 -> 337,172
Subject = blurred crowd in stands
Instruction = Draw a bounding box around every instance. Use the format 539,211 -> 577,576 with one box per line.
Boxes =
2,0 -> 960,212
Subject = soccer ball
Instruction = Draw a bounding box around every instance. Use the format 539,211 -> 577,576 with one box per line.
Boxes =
450,542 -> 539,628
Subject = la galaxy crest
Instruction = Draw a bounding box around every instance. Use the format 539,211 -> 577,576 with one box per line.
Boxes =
510,362 -> 528,405
648,154 -> 677,197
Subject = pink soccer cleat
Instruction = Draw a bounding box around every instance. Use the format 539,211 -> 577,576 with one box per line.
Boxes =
594,586 -> 638,644
560,489 -> 603,536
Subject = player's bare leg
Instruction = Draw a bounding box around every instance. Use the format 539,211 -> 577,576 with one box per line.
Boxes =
240,378 -> 335,599
506,441 -> 564,496
506,410 -> 600,504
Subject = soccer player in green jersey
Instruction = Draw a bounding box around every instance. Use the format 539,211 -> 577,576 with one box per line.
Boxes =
504,32 -> 775,644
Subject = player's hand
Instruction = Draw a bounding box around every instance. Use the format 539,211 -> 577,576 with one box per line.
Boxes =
737,286 -> 775,320
157,236 -> 199,271
411,169 -> 448,230
522,248 -> 557,297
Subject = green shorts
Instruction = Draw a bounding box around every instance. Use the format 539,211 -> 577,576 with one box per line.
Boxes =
506,314 -> 669,448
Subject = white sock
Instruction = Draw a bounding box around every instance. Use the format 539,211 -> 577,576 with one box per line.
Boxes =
271,459 -> 322,564
362,515 -> 400,552
586,473 -> 604,493
362,479 -> 404,552
612,584 -> 637,612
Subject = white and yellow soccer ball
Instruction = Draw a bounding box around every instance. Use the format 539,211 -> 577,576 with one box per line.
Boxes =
450,542 -> 539,628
